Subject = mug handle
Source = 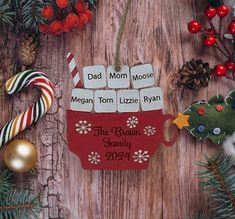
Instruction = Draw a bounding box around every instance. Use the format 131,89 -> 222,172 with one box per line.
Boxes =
161,114 -> 178,147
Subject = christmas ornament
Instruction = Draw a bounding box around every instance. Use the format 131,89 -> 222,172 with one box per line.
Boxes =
177,59 -> 212,91
3,140 -> 38,173
66,0 -> 177,170
0,70 -> 54,147
187,3 -> 235,81
67,60 -> 177,170
18,36 -> 38,67
174,89 -> 235,144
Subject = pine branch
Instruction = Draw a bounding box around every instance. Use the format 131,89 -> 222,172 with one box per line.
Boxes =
0,1 -> 15,31
0,170 -> 13,196
21,0 -> 45,32
197,156 -> 235,219
0,188 -> 41,219
86,0 -> 97,7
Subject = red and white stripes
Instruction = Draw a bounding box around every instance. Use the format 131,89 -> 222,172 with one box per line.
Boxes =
0,70 -> 54,147
67,52 -> 82,88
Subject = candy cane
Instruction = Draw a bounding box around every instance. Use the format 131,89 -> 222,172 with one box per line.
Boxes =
0,70 -> 54,147
66,52 -> 82,88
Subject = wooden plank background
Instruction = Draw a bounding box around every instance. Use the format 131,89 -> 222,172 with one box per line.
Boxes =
0,0 -> 234,218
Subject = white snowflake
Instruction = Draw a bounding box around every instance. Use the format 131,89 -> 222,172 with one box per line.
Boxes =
133,150 -> 150,163
126,116 -> 139,129
75,120 -> 91,134
143,126 -> 156,136
88,152 -> 101,164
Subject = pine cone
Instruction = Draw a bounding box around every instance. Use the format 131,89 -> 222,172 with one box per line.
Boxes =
178,59 -> 212,91
18,37 -> 38,66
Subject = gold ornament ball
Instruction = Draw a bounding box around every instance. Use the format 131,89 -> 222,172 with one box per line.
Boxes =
3,140 -> 38,173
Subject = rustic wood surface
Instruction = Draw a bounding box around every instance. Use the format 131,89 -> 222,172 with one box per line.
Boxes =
0,0 -> 235,218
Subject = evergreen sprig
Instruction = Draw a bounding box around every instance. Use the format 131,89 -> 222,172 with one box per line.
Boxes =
0,170 -> 41,219
0,170 -> 13,195
0,189 -> 41,219
197,156 -> 235,219
21,0 -> 45,31
0,1 -> 15,31
85,0 -> 97,7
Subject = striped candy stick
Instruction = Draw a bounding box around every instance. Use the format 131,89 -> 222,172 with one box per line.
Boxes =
0,70 -> 54,147
66,52 -> 83,88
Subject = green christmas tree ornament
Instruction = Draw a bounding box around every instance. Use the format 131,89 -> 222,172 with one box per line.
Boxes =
174,90 -> 235,144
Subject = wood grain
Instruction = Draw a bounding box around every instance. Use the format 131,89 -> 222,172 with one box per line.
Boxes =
0,0 -> 234,218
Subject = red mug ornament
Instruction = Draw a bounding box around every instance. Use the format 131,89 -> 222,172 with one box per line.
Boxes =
66,53 -> 177,170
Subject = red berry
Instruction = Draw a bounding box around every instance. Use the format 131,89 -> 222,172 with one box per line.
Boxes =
214,64 -> 227,77
41,5 -> 54,19
39,24 -> 49,33
216,4 -> 229,18
75,0 -> 86,12
56,0 -> 68,8
78,13 -> 88,25
83,10 -> 93,22
66,13 -> 79,27
188,20 -> 201,34
50,20 -> 63,34
77,22 -> 85,30
204,6 -> 217,20
204,35 -> 216,47
62,21 -> 71,32
225,60 -> 235,71
228,21 -> 235,34
205,28 -> 215,35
